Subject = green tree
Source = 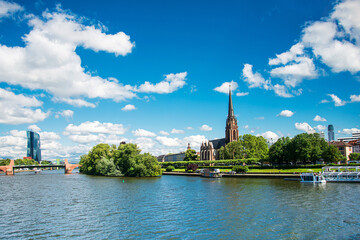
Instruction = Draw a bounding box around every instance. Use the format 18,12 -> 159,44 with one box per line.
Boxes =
322,145 -> 344,163
79,143 -> 111,175
349,153 -> 360,161
95,157 -> 122,176
184,149 -> 197,161
240,134 -> 269,159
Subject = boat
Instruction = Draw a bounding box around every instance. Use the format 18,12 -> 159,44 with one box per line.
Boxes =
322,166 -> 360,183
201,168 -> 222,178
300,172 -> 326,183
34,169 -> 42,174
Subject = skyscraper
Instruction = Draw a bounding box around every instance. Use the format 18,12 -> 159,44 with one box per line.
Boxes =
27,131 -> 41,162
328,124 -> 335,142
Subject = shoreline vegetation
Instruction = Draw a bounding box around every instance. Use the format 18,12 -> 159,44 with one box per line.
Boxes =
79,143 -> 162,177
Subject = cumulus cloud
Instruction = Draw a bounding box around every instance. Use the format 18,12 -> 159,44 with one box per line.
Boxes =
214,80 -> 238,94
314,125 -> 326,131
28,125 -> 41,132
0,0 -> 23,19
272,84 -> 293,98
0,8 -> 138,104
183,135 -> 207,149
341,128 -> 360,135
199,124 -> 212,131
132,129 -> 156,137
185,127 -> 194,130
64,121 -> 126,135
328,94 -> 346,106
159,131 -> 169,136
260,131 -> 279,142
132,137 -> 155,152
277,110 -> 294,117
350,94 -> 360,102
295,122 -> 316,134
0,88 -> 50,124
121,104 -> 136,111
242,64 -> 270,90
313,115 -> 327,122
55,110 -> 74,119
171,128 -> 184,134
135,72 -> 187,94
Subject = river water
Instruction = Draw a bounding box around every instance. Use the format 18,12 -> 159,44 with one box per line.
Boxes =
0,170 -> 359,239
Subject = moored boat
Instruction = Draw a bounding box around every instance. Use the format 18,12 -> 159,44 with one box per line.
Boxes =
322,166 -> 360,183
201,168 -> 222,178
300,172 -> 326,183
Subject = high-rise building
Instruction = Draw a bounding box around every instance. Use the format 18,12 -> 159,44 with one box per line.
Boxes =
319,131 -> 325,139
328,124 -> 334,142
27,131 -> 41,162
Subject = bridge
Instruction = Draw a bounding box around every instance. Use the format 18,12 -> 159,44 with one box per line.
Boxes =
0,159 -> 81,175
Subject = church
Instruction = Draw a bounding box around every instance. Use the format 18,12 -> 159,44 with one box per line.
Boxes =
200,89 -> 239,160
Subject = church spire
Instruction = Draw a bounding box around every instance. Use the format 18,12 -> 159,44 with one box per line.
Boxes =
228,87 -> 234,118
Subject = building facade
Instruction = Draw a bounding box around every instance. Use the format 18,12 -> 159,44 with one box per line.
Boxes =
328,124 -> 335,142
200,89 -> 239,160
329,141 -> 352,163
27,131 -> 41,163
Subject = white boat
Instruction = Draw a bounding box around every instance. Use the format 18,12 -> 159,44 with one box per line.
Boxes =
322,166 -> 360,183
34,169 -> 42,174
300,172 -> 326,183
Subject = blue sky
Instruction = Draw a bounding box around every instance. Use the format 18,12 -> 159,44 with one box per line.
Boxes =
0,0 -> 359,161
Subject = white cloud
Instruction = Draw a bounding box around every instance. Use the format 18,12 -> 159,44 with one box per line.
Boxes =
132,129 -> 156,137
236,92 -> 249,97
171,128 -> 184,134
350,94 -> 360,102
277,110 -> 294,117
269,43 -> 304,66
56,110 -> 74,119
156,136 -> 182,147
313,115 -> 327,122
341,128 -> 360,135
52,97 -> 96,108
214,80 -> 238,94
121,104 -> 136,111
255,116 -> 265,120
199,124 -> 212,131
159,131 -> 169,136
314,125 -> 326,131
28,125 -> 41,132
64,121 -> 126,135
135,72 -> 187,94
328,94 -> 346,106
260,131 -> 279,142
183,135 -> 207,149
0,88 -> 50,124
242,64 -> 270,90
132,137 -> 155,152
0,7 -> 137,104
295,122 -> 316,134
273,84 -> 293,98
243,125 -> 249,129
0,0 -> 23,19
185,127 -> 194,130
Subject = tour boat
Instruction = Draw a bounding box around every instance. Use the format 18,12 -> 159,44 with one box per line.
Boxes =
300,172 -> 326,183
321,166 -> 360,183
201,168 -> 222,178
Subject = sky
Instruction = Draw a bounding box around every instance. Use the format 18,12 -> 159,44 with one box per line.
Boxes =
0,0 -> 359,161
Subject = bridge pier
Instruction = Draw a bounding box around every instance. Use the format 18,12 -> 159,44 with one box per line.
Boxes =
64,159 -> 81,174
0,160 -> 14,175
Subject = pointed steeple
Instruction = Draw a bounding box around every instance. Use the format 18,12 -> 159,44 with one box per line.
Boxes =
228,86 -> 234,118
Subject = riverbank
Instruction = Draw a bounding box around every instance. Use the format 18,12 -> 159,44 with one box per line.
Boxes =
163,171 -> 300,178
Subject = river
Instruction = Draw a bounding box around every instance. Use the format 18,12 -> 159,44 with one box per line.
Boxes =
0,170 -> 359,239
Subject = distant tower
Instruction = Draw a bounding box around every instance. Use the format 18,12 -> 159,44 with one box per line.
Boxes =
225,88 -> 239,143
328,125 -> 335,142
187,143 -> 191,150
27,131 -> 41,162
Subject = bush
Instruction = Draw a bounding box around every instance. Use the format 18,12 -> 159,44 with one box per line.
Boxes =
186,163 -> 198,172
232,165 -> 249,173
166,165 -> 175,172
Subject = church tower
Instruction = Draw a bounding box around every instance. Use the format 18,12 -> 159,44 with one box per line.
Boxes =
225,88 -> 239,143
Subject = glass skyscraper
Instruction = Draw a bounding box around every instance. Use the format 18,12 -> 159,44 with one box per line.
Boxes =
328,124 -> 335,142
27,131 -> 41,162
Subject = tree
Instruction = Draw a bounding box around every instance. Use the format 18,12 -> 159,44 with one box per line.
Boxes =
240,134 -> 269,159
184,149 -> 197,161
95,157 -> 122,176
186,163 -> 198,172
322,145 -> 343,163
80,143 -> 111,175
349,153 -> 360,161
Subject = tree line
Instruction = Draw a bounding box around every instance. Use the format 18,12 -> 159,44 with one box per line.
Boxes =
79,143 -> 161,177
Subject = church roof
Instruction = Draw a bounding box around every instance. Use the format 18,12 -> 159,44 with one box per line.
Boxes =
228,88 -> 234,118
209,138 -> 226,149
